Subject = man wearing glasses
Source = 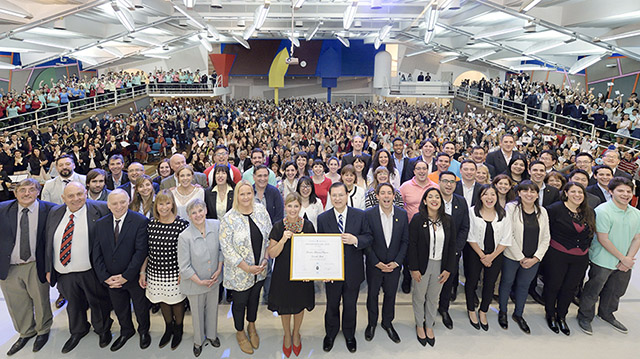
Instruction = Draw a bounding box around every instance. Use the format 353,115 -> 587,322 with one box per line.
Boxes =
204,145 -> 242,185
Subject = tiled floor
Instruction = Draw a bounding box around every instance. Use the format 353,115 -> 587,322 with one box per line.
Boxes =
1,272 -> 639,358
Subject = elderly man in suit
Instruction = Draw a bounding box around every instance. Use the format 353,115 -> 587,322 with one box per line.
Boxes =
41,155 -> 87,205
92,189 -> 151,351
0,179 -> 56,355
437,171 -> 470,329
317,182 -> 372,353
44,182 -> 112,353
363,183 -> 409,343
160,154 -> 208,190
485,134 -> 523,176
118,162 -> 159,198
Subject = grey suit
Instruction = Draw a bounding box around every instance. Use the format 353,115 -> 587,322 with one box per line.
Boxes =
160,172 -> 208,190
178,219 -> 223,346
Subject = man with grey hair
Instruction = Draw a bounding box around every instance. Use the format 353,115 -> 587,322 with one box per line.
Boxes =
0,179 -> 56,355
93,189 -> 151,351
160,154 -> 208,190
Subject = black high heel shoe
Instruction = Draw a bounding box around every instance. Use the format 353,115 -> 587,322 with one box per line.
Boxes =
468,311 -> 480,330
479,312 -> 489,331
416,326 -> 427,347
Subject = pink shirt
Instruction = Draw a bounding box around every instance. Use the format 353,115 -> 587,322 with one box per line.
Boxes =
399,177 -> 438,221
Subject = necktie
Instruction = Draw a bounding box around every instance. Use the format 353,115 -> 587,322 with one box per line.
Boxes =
338,214 -> 344,233
62,179 -> 70,185
20,208 -> 30,261
114,219 -> 121,244
59,214 -> 74,266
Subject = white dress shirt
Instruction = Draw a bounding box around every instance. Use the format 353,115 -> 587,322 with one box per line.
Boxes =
334,207 -> 348,233
379,206 -> 394,248
10,201 -> 39,264
429,221 -> 445,260
300,200 -> 323,231
53,205 -> 92,274
461,181 -> 476,207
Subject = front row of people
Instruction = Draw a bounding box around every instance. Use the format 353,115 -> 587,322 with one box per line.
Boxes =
0,173 -> 637,357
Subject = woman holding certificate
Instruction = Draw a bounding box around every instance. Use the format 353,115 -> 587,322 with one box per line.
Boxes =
408,187 -> 456,347
220,180 -> 272,355
267,193 -> 315,357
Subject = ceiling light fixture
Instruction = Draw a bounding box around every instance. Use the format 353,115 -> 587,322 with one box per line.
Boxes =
424,30 -> 435,44
198,34 -> 213,52
111,1 -> 136,32
184,0 -> 195,9
440,55 -> 459,63
306,21 -> 322,41
0,4 -> 32,19
569,53 -> 608,75
17,37 -> 75,50
336,34 -> 350,47
374,36 -> 382,49
206,24 -> 220,40
132,35 -> 162,47
232,34 -> 251,49
406,47 -> 433,57
254,1 -> 271,30
243,24 -> 256,40
467,49 -> 498,62
98,45 -> 123,58
370,0 -> 381,9
598,29 -> 640,42
343,1 -> 358,30
288,34 -> 300,47
173,5 -> 205,29
210,0 -> 222,8
511,64 -> 548,71
115,0 -> 135,11
425,4 -> 438,32
379,23 -> 392,41
521,0 -> 542,13
294,0 -> 306,9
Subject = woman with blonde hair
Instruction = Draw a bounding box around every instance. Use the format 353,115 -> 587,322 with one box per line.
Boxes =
171,165 -> 205,219
476,164 -> 491,185
220,180 -> 272,354
139,190 -> 190,350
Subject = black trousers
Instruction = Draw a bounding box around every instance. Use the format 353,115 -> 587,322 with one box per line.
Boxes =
366,266 -> 401,327
56,269 -> 112,335
438,252 -> 461,312
542,247 -> 589,319
231,280 -> 264,331
463,246 -> 504,312
109,282 -> 150,336
325,280 -> 360,340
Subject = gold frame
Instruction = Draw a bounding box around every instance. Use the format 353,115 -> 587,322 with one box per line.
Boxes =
289,234 -> 345,281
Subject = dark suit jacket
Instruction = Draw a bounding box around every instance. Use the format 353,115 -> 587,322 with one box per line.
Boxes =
92,210 -> 149,284
454,181 -> 482,207
587,184 -> 607,205
342,152 -> 372,172
44,200 -> 109,286
204,186 -> 234,219
0,200 -> 56,283
118,181 -> 160,199
485,150 -> 523,176
80,151 -> 104,174
255,184 -> 284,224
541,185 -> 560,208
364,205 -> 409,268
407,211 -> 457,275
106,171 -> 129,190
317,207 -> 372,285
405,156 -> 437,181
449,194 -> 470,253
397,157 -> 412,184
614,168 -> 633,180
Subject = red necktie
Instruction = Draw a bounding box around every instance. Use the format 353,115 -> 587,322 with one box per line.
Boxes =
59,214 -> 75,266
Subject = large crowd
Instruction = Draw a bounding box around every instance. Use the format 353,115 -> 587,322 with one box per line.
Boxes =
0,95 -> 638,358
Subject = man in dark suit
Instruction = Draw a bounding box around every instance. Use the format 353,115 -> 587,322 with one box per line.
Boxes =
160,153 -> 208,189
587,165 -> 614,205
317,183 -> 372,353
392,137 -> 411,184
364,183 -> 408,343
92,189 -> 150,351
41,127 -> 55,145
118,162 -> 159,198
485,134 -> 523,176
573,152 -> 597,186
0,179 -> 56,355
470,146 -> 495,178
437,171 -> 470,329
253,165 -> 284,224
405,139 -> 438,180
106,154 -> 129,190
44,182 -> 113,353
568,169 -> 602,208
341,135 -> 372,170
80,143 -> 104,175
529,161 -> 560,208
454,160 -> 482,207
86,169 -> 111,202
28,124 -> 43,147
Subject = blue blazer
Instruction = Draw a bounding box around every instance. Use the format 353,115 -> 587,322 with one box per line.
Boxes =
92,210 -> 149,284
255,184 -> 284,224
316,207 -> 372,286
364,205 -> 409,268
0,199 -> 56,283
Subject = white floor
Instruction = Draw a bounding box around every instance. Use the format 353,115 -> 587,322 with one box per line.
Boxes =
2,271 -> 640,359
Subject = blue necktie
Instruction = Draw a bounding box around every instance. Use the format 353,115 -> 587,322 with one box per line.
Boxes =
338,214 -> 344,233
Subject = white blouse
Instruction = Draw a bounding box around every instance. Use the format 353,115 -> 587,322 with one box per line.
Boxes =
429,221 -> 445,261
300,200 -> 324,231
467,206 -> 513,252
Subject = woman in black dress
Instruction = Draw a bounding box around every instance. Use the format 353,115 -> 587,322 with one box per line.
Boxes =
267,193 -> 315,358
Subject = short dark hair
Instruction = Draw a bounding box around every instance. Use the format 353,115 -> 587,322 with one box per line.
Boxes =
568,168 -> 589,180
575,152 -> 594,161
529,160 -> 546,170
419,138 -> 438,150
392,137 -> 404,144
593,165 -> 613,176
460,159 -> 477,169
86,168 -> 107,185
109,154 -> 124,164
329,182 -> 348,195
253,164 -> 269,175
472,146 -> 485,154
439,171 -> 456,180
251,148 -> 264,157
608,176 -> 634,192
56,154 -> 75,165
436,152 -> 451,161
214,144 -> 229,153
501,134 -> 515,142
540,149 -> 557,161
375,182 -> 394,195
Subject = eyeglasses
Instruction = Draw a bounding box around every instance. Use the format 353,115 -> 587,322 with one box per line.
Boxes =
440,179 -> 456,185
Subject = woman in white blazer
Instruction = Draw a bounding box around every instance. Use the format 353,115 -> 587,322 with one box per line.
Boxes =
464,184 -> 512,331
498,181 -> 550,334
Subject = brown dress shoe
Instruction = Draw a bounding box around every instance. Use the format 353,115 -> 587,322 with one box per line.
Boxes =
236,332 -> 253,354
247,324 -> 259,349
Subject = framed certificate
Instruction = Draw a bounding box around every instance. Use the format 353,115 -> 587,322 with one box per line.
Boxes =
290,234 -> 344,281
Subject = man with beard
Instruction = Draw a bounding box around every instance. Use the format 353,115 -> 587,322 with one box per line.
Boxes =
41,155 -> 87,205
86,169 -> 111,202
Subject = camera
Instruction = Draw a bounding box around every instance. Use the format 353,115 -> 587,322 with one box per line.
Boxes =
285,57 -> 299,65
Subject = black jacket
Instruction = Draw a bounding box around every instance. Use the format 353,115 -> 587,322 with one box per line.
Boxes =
407,210 -> 457,275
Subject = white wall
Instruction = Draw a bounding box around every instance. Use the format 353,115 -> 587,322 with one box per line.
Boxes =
101,46 -> 210,75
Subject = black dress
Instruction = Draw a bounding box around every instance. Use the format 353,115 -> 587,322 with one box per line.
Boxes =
267,219 -> 316,315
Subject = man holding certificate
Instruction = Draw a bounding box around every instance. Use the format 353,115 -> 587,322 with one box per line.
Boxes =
317,183 -> 372,353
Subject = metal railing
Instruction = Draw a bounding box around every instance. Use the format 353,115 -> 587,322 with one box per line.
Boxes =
454,86 -> 633,151
1,85 -> 148,133
146,75 -> 225,96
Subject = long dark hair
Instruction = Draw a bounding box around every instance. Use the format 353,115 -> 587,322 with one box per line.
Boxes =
371,148 -> 396,178
418,187 -> 449,226
474,184 -> 506,221
492,174 -> 516,203
296,176 -> 318,204
506,157 -> 529,182
513,180 -> 541,219
561,181 -> 596,234
212,164 -> 235,189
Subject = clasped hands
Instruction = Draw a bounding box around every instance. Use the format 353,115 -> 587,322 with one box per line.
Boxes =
198,270 -> 222,288
616,256 -> 636,272
375,261 -> 399,273
105,274 -> 128,288
244,258 -> 268,275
